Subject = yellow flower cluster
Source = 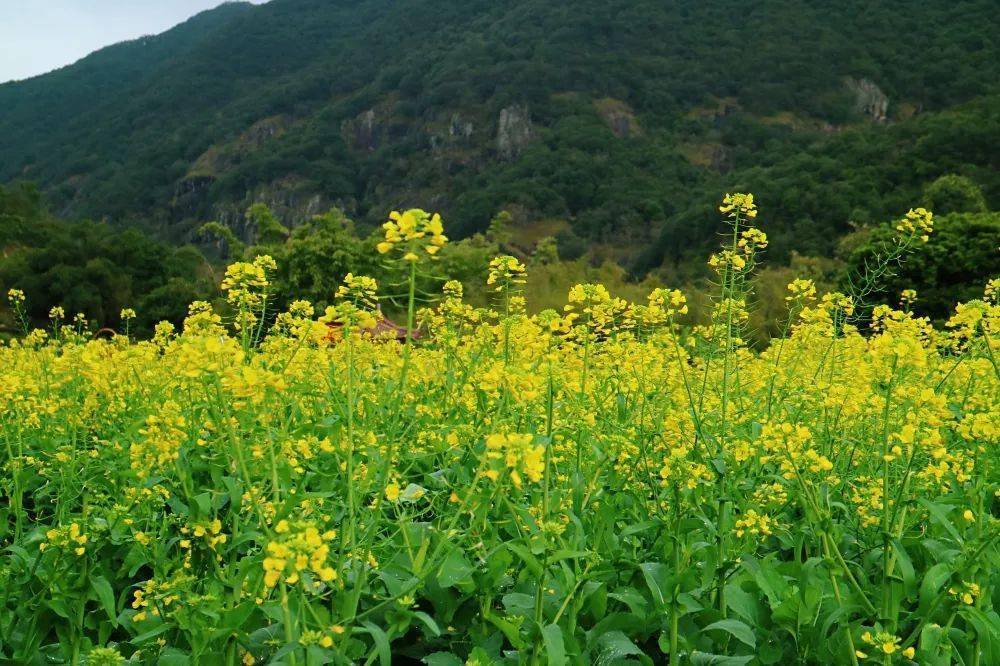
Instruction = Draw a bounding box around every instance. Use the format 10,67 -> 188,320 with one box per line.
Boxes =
857,629 -> 913,660
719,192 -> 758,218
738,227 -> 767,253
758,423 -> 834,480
707,249 -> 747,274
40,522 -> 88,556
376,209 -> 448,260
221,255 -> 276,330
262,519 -> 338,589
647,287 -> 688,318
733,509 -> 778,540
483,433 -> 545,488
190,518 -> 227,549
325,273 -> 380,330
486,255 -> 527,291
131,401 -> 187,480
785,278 -> 816,302
948,580 -> 981,605
564,283 -> 630,337
658,440 -> 712,491
894,207 -> 933,242
131,572 -> 196,622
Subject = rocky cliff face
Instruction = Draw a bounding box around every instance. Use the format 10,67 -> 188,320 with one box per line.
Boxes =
497,105 -> 533,160
449,112 -> 474,141
846,77 -> 889,122
211,177 -> 333,242
594,98 -> 642,138
342,108 -> 380,152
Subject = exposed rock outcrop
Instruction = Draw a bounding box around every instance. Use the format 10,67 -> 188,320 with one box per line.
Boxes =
497,105 -> 533,160
189,116 -> 291,177
172,175 -> 216,218
342,108 -> 379,151
594,98 -> 641,138
210,177 -> 332,242
449,113 -> 474,141
845,77 -> 889,122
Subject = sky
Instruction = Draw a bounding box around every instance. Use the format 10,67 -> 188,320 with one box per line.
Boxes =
0,1 -> 265,83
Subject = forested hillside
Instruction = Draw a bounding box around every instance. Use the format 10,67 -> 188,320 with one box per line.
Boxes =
1,0 -> 998,273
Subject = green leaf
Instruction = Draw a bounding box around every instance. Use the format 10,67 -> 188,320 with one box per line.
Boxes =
542,624 -> 567,666
412,611 -> 441,637
437,548 -> 474,589
918,562 -> 952,612
620,521 -> 657,537
703,618 -> 756,649
726,584 -> 764,626
890,538 -> 916,598
594,630 -> 645,666
359,621 -> 392,666
90,575 -> 118,628
502,592 -> 535,617
422,653 -> 463,666
549,549 -> 590,562
483,610 -> 525,649
212,601 -> 255,638
508,542 -> 545,578
399,483 -> 427,502
689,651 -> 754,665
742,557 -> 789,606
157,650 -> 191,666
960,607 -> 1000,664
131,623 -> 172,645
638,562 -> 669,609
918,499 -> 963,543
608,587 -> 649,620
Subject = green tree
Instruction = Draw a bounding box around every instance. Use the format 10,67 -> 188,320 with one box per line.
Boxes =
841,211 -> 1000,322
922,174 -> 988,215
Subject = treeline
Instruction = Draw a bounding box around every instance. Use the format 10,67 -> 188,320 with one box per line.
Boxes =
3,181 -> 997,341
0,183 -> 215,334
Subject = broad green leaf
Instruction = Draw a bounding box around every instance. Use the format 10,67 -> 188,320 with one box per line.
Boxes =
918,499 -> 962,543
542,623 -> 567,666
594,630 -> 645,666
508,542 -> 544,578
726,584 -> 764,626
703,618 -> 756,649
422,653 -> 463,666
413,611 -> 441,637
890,538 -> 916,598
90,575 -> 118,628
608,587 -> 649,619
130,623 -> 172,645
689,651 -> 754,665
437,548 -> 474,589
638,562 -> 669,608
918,562 -> 953,612
359,621 -> 392,666
960,607 -> 1000,664
212,601 -> 256,638
157,651 -> 191,666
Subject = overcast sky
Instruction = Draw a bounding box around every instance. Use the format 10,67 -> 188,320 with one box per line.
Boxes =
0,1 -> 265,83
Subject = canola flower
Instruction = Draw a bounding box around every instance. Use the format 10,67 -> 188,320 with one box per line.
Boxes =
0,196 -> 997,665
376,208 -> 448,260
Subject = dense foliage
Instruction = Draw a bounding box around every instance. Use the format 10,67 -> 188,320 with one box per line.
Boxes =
1,0 -> 998,272
0,183 -> 215,336
1,199 -> 997,664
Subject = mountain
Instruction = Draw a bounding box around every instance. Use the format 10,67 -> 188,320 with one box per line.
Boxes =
1,0 -> 999,273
